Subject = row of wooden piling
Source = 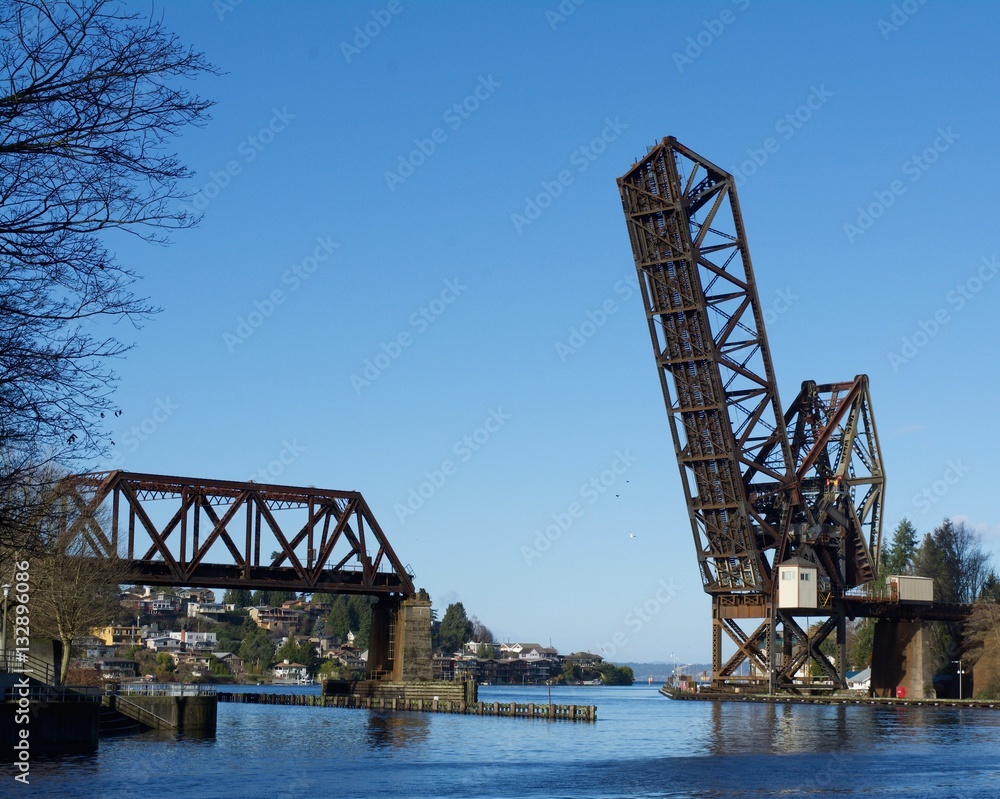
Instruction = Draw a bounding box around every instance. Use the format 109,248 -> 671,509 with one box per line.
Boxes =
217,691 -> 596,721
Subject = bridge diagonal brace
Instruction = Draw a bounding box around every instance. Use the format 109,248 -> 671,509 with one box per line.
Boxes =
311,502 -> 357,579
119,481 -> 184,576
62,488 -> 116,557
253,495 -> 311,586
719,618 -> 769,677
182,492 -> 250,577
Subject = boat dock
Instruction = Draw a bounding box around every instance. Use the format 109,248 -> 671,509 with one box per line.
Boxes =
660,685 -> 1000,709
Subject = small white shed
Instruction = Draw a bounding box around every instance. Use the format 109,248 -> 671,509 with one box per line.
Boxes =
777,557 -> 819,609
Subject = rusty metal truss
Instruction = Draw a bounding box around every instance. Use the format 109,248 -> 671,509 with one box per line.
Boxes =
617,136 -> 794,595
58,470 -> 415,595
781,377 -> 884,589
618,137 -> 893,692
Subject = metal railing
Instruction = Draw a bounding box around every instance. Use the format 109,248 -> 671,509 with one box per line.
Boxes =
0,650 -> 57,684
2,683 -> 102,703
110,695 -> 175,729
119,682 -> 217,697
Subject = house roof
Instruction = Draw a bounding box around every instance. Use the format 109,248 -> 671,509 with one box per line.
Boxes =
777,557 -> 818,569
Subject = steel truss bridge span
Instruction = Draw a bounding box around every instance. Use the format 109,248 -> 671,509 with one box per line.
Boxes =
58,470 -> 414,595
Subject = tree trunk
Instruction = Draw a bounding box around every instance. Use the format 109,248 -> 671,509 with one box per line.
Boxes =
59,635 -> 72,685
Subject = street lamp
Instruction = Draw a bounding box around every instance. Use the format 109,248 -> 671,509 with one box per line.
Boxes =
952,659 -> 964,700
1,583 -> 11,670
671,651 -> 676,686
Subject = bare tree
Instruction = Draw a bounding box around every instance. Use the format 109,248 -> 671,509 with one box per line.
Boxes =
0,0 -> 216,545
15,471 -> 133,683
965,600 -> 1000,667
31,545 -> 133,684
470,615 -> 494,644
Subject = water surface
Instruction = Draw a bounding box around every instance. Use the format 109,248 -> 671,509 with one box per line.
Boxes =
12,684 -> 999,798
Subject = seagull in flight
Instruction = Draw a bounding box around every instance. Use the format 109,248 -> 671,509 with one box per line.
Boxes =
629,532 -> 637,539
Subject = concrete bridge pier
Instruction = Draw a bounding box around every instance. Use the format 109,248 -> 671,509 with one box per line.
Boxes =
870,619 -> 934,699
367,592 -> 432,681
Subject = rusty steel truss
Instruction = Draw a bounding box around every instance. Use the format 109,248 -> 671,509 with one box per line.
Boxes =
617,137 -> 887,691
58,470 -> 415,595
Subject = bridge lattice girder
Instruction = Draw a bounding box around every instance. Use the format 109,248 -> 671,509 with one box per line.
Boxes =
59,470 -> 414,595
617,137 -> 794,595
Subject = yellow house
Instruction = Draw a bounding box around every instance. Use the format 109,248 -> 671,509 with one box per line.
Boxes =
92,625 -> 143,646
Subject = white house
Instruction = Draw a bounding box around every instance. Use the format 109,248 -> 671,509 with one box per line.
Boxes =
145,635 -> 182,652
187,602 -> 227,619
847,667 -> 871,691
272,660 -> 310,681
167,630 -> 218,650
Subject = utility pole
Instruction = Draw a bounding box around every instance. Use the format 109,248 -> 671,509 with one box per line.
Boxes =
1,584 -> 10,669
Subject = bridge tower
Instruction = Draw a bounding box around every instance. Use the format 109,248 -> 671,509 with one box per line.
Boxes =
617,138 -> 885,691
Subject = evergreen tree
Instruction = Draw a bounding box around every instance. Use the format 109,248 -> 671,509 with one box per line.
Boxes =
325,596 -> 353,640
438,602 -> 472,654
266,590 -> 295,607
238,627 -> 276,673
351,596 -> 373,650
882,518 -> 919,577
223,588 -> 252,608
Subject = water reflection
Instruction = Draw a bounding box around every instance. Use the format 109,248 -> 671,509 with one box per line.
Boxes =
365,711 -> 430,749
709,700 -> 866,756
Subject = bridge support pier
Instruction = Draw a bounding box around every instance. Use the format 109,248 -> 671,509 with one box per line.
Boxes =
367,592 -> 432,681
870,619 -> 934,699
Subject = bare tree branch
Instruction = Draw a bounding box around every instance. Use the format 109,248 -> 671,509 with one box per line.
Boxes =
0,0 -> 216,545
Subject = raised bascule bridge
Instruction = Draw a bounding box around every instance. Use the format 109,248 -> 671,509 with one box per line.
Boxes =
616,137 -> 970,696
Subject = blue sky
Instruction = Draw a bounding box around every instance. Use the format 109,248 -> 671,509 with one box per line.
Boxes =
101,0 -> 1000,663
